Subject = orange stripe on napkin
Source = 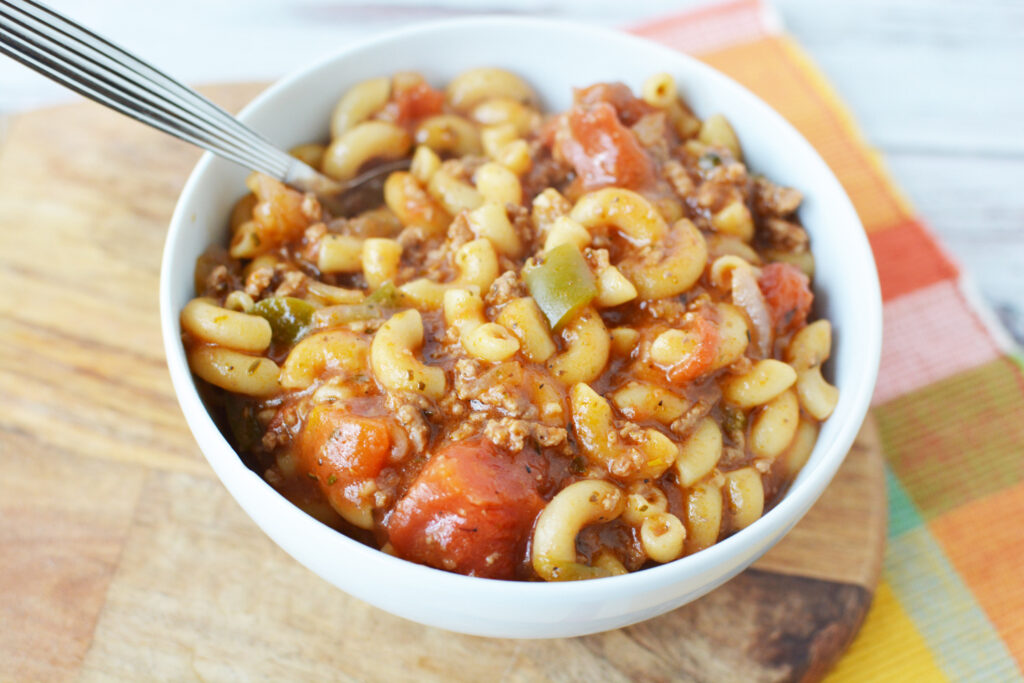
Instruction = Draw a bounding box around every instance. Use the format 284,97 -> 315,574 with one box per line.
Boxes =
931,482 -> 1024,670
868,220 -> 959,302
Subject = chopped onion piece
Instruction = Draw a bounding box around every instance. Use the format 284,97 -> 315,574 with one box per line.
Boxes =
731,265 -> 772,356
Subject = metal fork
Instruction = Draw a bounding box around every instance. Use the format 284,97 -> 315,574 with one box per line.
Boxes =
0,0 -> 405,205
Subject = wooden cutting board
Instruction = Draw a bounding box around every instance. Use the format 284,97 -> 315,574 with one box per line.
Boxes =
0,85 -> 886,683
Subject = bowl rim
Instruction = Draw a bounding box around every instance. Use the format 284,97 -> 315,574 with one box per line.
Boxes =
159,14 -> 882,600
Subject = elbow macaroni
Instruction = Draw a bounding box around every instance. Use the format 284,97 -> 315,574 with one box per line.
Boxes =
361,238 -> 402,289
443,288 -> 520,362
570,188 -> 668,244
470,97 -> 540,135
786,320 -> 839,419
181,298 -> 272,353
570,382 -> 677,479
495,297 -> 556,363
370,310 -> 445,399
446,67 -> 537,110
724,467 -> 765,531
610,381 -> 688,425
399,238 -> 499,308
428,168 -> 484,215
383,171 -> 451,236
280,330 -> 369,390
640,512 -> 686,563
474,162 -> 523,207
415,115 -> 482,156
621,218 -> 707,299
466,202 -> 523,256
323,121 -> 412,181
319,234 -> 364,274
698,113 -> 742,159
546,307 -> 610,385
330,77 -> 391,138
532,480 -> 625,581
641,73 -> 677,109
722,359 -> 798,408
684,481 -> 724,554
675,418 -> 723,487
188,346 -> 280,397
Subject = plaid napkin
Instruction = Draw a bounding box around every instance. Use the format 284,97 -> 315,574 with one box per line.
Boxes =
632,1 -> 1024,679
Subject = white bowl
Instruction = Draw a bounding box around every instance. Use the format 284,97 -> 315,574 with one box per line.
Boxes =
160,16 -> 882,638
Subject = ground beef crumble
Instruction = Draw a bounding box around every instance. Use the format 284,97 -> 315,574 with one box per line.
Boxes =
760,217 -> 810,253
484,270 -> 524,307
670,393 -> 717,439
386,392 -> 432,454
753,176 -> 802,217
484,418 -> 567,453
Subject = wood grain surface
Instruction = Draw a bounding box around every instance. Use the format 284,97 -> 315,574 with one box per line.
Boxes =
0,85 -> 886,683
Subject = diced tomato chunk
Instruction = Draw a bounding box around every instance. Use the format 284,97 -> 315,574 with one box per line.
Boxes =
249,174 -> 311,250
573,82 -> 654,126
389,82 -> 445,125
297,406 -> 391,493
386,439 -> 546,579
555,102 -> 655,191
665,313 -> 721,384
758,262 -> 814,335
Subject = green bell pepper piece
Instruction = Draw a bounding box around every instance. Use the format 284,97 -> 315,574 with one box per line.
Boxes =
313,282 -> 406,327
252,296 -> 316,346
364,281 -> 405,306
224,394 -> 261,453
524,243 -> 597,331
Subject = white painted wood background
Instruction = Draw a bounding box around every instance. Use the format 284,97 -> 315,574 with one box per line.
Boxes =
2,0 -> 1022,343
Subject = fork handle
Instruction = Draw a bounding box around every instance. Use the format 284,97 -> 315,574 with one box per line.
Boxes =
0,0 -> 312,183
